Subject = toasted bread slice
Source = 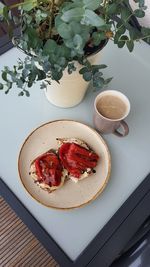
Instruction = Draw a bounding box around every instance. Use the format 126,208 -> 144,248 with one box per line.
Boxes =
57,138 -> 99,183
30,150 -> 67,192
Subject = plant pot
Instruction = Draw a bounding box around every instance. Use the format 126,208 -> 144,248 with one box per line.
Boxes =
45,53 -> 100,108
13,38 -> 107,108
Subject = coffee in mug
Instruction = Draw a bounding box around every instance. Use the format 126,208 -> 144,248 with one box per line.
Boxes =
93,90 -> 130,137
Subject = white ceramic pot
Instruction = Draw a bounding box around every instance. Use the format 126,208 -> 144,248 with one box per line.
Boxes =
45,53 -> 100,108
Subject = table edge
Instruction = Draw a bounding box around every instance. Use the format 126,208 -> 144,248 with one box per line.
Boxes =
0,173 -> 150,267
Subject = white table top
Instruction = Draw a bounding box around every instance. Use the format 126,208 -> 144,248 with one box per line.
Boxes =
0,41 -> 150,260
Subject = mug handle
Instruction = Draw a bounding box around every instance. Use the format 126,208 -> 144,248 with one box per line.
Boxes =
113,120 -> 129,137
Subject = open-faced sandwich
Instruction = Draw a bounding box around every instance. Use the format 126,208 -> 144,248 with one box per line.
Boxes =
29,138 -> 99,192
29,150 -> 67,192
57,138 -> 99,183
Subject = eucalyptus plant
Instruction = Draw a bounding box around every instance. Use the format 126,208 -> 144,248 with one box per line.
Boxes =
0,0 -> 150,96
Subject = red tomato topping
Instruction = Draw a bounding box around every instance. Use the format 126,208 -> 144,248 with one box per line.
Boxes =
34,152 -> 63,187
59,143 -> 99,178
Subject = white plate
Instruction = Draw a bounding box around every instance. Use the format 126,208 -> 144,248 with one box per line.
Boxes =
18,120 -> 111,209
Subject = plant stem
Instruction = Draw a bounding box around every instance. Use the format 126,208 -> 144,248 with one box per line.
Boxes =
113,4 -> 136,33
117,35 -> 150,42
103,0 -> 108,8
48,0 -> 55,38
103,0 -> 109,22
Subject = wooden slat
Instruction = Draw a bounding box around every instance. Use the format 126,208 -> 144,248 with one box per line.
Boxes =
0,196 -> 59,267
1,216 -> 21,233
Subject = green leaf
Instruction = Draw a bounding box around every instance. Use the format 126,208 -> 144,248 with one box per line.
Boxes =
83,71 -> 92,81
64,39 -> 74,49
116,21 -> 123,28
25,14 -> 32,24
94,64 -> 107,69
141,27 -> 150,43
104,77 -> 113,85
24,90 -> 30,97
83,0 -> 101,10
126,40 -> 134,52
40,82 -> 47,89
91,65 -> 103,75
61,7 -> 84,22
6,82 -> 12,90
134,9 -> 145,18
121,8 -> 131,21
117,40 -> 125,48
2,71 -> 8,82
57,23 -> 73,39
58,57 -> 66,67
23,0 -> 37,11
141,27 -> 150,35
118,35 -> 129,48
80,29 -> 90,43
5,89 -> 10,94
98,24 -> 112,31
55,14 -> 63,28
68,63 -> 76,74
114,31 -> 123,44
36,68 -> 46,81
79,67 -> 88,74
22,68 -> 30,79
92,32 -> 106,46
134,0 -> 145,6
52,71 -> 63,81
35,10 -> 47,24
73,34 -> 83,49
93,74 -> 104,88
129,26 -> 142,39
70,21 -> 81,34
0,83 -> 4,90
62,1 -> 83,12
43,40 -> 57,55
25,28 -> 42,49
2,6 -> 9,21
59,45 -> 71,59
81,9 -> 104,27
107,3 -> 119,15
28,80 -> 33,88
16,79 -> 24,88
18,91 -> 24,96
120,35 -> 129,41
118,25 -> 126,35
